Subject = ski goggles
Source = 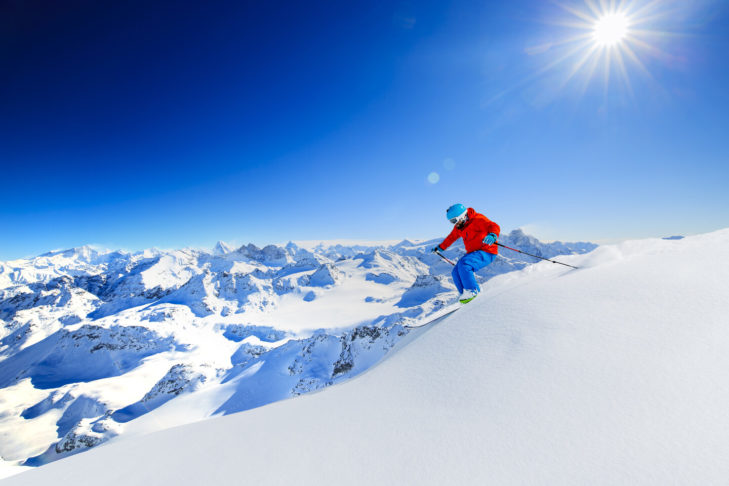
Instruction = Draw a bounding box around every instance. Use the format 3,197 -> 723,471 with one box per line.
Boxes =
449,214 -> 467,225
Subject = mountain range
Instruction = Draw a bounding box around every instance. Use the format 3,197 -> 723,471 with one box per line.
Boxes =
0,230 -> 595,478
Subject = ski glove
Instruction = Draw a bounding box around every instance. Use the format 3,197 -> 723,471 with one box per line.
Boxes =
483,233 -> 498,246
431,245 -> 441,253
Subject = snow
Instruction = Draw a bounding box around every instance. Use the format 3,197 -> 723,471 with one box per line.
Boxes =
2,229 -> 727,484
243,257 -> 416,333
289,238 -> 404,249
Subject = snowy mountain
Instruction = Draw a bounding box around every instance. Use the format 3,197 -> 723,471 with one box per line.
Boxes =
0,231 -> 595,479
3,229 -> 727,485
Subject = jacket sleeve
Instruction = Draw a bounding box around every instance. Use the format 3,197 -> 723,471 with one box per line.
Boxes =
473,217 -> 500,239
487,219 -> 500,237
439,227 -> 460,250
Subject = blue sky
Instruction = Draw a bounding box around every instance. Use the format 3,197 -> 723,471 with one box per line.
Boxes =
1,0 -> 728,260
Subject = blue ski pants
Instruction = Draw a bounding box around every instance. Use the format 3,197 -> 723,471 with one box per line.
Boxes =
451,250 -> 495,293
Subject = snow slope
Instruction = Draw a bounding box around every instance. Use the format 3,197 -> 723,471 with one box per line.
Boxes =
3,229 -> 727,485
0,232 -> 594,476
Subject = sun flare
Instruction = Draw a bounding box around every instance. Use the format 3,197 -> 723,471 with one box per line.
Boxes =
593,12 -> 629,47
513,0 -> 678,99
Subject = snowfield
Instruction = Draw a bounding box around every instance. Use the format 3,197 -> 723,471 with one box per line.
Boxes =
0,231 -> 593,478
2,229 -> 727,485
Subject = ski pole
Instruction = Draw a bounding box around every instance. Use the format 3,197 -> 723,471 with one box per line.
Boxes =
496,242 -> 579,269
434,249 -> 456,266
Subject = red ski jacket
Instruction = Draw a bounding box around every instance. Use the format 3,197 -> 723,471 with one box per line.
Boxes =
438,208 -> 500,255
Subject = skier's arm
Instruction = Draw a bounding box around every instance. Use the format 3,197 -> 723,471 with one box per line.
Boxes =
438,227 -> 460,251
487,220 -> 500,238
474,218 -> 500,244
475,217 -> 500,238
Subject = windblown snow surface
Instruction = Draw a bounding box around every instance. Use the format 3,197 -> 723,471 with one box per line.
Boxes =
3,229 -> 729,485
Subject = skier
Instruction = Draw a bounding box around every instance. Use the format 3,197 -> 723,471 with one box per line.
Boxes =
432,204 -> 500,304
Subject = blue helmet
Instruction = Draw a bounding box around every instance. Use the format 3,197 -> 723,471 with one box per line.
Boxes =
446,204 -> 467,224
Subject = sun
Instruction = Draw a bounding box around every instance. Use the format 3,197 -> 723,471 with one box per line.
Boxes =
487,0 -> 678,105
509,0 -> 679,99
593,12 -> 629,47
